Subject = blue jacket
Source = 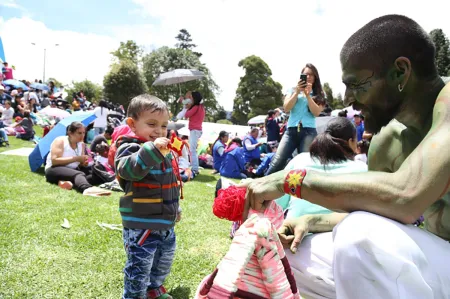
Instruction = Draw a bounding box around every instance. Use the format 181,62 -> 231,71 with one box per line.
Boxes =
255,152 -> 275,176
220,147 -> 246,179
266,118 -> 280,142
243,135 -> 260,162
212,140 -> 226,172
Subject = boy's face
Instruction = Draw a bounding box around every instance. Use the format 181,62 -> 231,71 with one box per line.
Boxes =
128,109 -> 169,142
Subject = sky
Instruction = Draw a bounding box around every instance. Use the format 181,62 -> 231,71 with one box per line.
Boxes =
1,0 -> 449,111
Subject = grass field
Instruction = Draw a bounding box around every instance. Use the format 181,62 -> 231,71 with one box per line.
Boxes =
0,127 -> 231,298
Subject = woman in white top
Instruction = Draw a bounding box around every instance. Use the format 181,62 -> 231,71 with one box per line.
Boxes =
93,100 -> 109,136
45,121 -> 110,196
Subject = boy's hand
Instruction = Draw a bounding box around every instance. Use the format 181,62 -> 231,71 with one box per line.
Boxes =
154,137 -> 170,150
176,212 -> 182,222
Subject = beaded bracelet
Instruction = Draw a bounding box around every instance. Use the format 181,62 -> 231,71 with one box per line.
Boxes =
284,169 -> 307,198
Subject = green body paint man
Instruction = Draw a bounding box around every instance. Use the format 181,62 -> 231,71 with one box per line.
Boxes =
241,15 -> 450,298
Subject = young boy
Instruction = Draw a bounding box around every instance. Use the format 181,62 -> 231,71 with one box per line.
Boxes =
115,94 -> 181,299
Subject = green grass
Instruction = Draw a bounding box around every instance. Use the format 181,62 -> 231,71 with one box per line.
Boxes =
0,128 -> 231,298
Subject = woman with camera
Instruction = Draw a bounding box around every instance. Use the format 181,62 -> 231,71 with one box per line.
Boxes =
266,63 -> 325,175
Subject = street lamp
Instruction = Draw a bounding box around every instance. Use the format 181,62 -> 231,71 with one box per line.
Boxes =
31,43 -> 59,83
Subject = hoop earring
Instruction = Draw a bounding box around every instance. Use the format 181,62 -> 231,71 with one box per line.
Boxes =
398,84 -> 403,92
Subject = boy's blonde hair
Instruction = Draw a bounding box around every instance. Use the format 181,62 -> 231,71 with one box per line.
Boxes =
127,94 -> 169,120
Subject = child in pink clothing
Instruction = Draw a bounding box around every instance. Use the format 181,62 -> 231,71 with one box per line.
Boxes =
177,91 -> 205,174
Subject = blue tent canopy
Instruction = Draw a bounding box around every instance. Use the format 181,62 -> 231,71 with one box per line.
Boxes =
0,37 -> 5,62
28,111 -> 96,172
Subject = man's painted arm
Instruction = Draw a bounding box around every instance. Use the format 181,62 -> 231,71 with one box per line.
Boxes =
300,86 -> 450,224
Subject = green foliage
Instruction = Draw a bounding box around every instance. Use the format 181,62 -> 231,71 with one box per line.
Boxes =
65,80 -> 103,104
216,119 -> 232,124
103,60 -> 148,108
175,29 -> 202,57
323,82 -> 345,110
110,40 -> 143,65
143,46 -> 221,120
430,29 -> 450,77
232,55 -> 283,125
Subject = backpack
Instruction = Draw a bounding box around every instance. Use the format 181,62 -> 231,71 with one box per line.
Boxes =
195,214 -> 301,299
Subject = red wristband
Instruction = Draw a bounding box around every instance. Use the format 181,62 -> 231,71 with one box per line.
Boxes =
284,169 -> 307,198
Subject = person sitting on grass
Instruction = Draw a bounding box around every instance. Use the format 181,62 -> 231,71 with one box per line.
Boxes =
90,125 -> 114,153
13,110 -> 35,141
114,94 -> 181,299
219,138 -> 248,179
44,121 -> 111,196
212,130 -> 229,174
253,141 -> 278,177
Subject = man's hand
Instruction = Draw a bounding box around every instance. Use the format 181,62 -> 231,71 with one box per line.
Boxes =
278,216 -> 312,254
154,137 -> 170,151
238,170 -> 288,220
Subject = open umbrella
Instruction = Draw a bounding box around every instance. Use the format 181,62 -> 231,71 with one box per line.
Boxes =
248,115 -> 267,126
38,106 -> 71,119
3,79 -> 29,91
152,69 -> 205,86
30,82 -> 50,91
28,111 -> 96,172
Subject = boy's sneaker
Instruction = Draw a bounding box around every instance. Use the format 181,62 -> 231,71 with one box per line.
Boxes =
58,181 -> 73,190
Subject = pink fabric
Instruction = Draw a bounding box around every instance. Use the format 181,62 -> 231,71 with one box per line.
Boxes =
195,214 -> 301,299
184,104 -> 205,131
248,201 -> 284,230
3,67 -> 13,80
111,125 -> 133,143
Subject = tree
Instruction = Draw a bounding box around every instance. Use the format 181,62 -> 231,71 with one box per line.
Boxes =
430,29 -> 450,77
175,29 -> 202,57
47,77 -> 64,88
217,119 -> 232,125
65,80 -> 103,103
142,46 -> 220,120
103,60 -> 148,108
322,82 -> 345,110
215,106 -> 227,122
110,40 -> 143,65
231,55 -> 283,125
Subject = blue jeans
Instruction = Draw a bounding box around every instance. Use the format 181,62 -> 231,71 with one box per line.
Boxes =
0,129 -> 8,142
266,126 -> 317,175
123,227 -> 176,299
189,130 -> 202,172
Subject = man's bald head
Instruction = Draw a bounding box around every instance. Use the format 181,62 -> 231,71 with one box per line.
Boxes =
340,15 -> 437,79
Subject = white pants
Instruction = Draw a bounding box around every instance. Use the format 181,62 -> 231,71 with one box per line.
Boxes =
287,212 -> 450,299
189,130 -> 202,172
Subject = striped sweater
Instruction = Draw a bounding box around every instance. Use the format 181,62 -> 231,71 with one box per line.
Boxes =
114,136 -> 180,230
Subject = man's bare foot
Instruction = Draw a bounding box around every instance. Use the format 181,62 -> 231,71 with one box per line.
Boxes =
58,181 -> 73,190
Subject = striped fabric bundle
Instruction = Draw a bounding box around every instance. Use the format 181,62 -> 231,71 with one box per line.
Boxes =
195,214 -> 301,299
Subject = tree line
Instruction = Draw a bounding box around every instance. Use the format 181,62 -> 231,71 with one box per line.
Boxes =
58,28 -> 450,125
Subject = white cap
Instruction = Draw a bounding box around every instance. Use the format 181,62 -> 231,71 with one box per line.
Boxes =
0,85 -> 4,91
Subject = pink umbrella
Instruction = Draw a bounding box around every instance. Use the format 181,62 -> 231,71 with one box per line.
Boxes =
38,107 -> 71,119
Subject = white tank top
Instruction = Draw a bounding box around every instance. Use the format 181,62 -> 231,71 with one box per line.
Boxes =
45,136 -> 84,170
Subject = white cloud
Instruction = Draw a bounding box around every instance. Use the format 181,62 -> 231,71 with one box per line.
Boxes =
1,0 -> 449,111
1,0 -> 22,9
0,17 -> 119,88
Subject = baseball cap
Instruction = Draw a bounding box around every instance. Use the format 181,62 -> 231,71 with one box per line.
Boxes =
0,85 -> 4,91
